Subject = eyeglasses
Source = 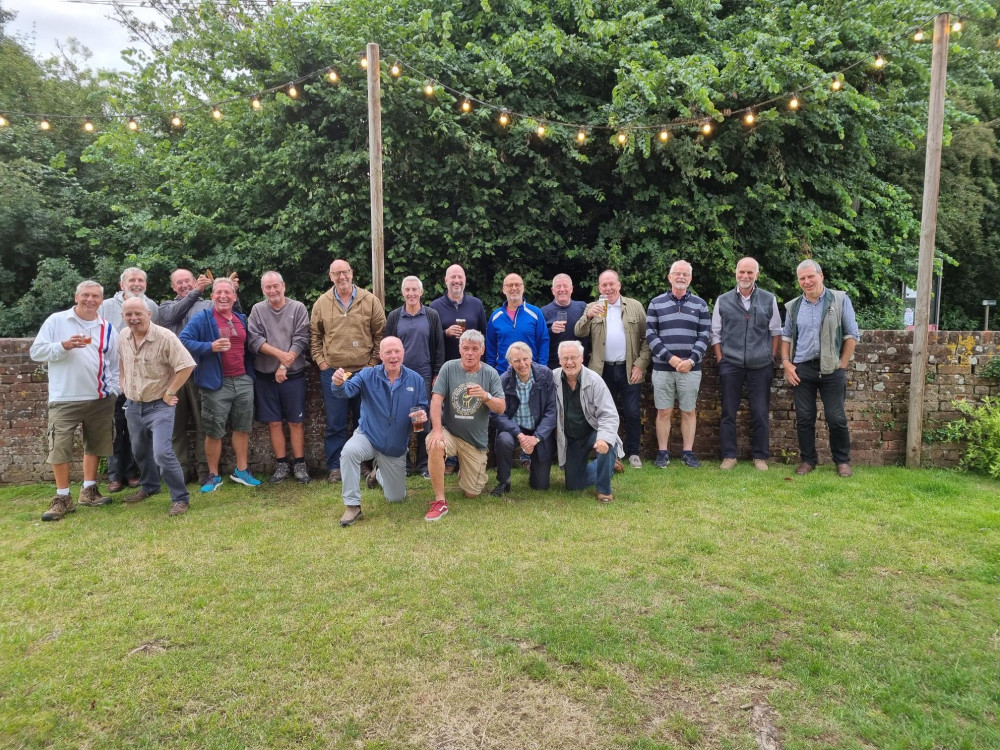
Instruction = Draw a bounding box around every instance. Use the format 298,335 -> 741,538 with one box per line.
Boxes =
331,270 -> 352,277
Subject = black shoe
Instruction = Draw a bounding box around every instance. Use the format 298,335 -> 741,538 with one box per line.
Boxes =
490,481 -> 511,497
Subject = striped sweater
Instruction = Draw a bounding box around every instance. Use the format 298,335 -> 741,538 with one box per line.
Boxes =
645,291 -> 711,371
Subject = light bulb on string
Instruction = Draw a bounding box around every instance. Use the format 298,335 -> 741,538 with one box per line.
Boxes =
0,114 -> 8,127
251,96 -> 262,110
359,55 -> 368,69
390,62 -> 401,78
616,132 -> 627,145
658,129 -> 670,143
831,77 -> 843,91
913,28 -> 924,42
576,128 -> 587,143
874,54 -> 886,69
498,110 -> 510,127
700,120 -> 713,136
327,69 -> 340,84
171,113 -> 182,128
287,84 -> 299,99
83,119 -> 95,133
211,107 -> 223,120
789,94 -> 800,110
743,111 -> 755,126
952,18 -> 962,32
536,124 -> 546,137
423,81 -> 435,97
460,99 -> 472,113
39,119 -> 51,131
127,118 -> 139,131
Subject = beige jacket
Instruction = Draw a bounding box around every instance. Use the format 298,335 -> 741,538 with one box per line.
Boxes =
574,295 -> 651,376
310,285 -> 386,370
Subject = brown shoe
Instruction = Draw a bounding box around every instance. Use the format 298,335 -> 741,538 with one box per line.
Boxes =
794,462 -> 814,476
753,459 -> 769,471
366,470 -> 380,490
168,501 -> 189,516
326,469 -> 342,483
78,484 -> 112,506
339,505 -> 363,526
124,489 -> 158,504
107,480 -> 124,493
720,457 -> 737,470
596,492 -> 614,504
41,494 -> 76,522
836,463 -> 854,477
613,459 -> 624,474
127,477 -> 141,488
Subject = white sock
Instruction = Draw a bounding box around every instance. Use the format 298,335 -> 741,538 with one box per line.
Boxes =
82,480 -> 97,489
57,488 -> 71,496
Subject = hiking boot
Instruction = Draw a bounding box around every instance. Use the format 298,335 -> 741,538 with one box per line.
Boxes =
654,451 -> 670,469
269,461 -> 291,483
490,481 -> 511,497
628,454 -> 642,469
200,474 -> 223,493
41,494 -> 76,522
720,457 -> 737,470
123,489 -> 158,504
596,492 -> 614,503
78,484 -> 111,506
680,451 -> 701,468
293,462 -> 311,484
425,499 -> 449,522
327,469 -> 342,483
168,501 -> 189,517
753,459 -> 769,471
339,505 -> 363,527
230,468 -> 261,487
366,470 -> 380,490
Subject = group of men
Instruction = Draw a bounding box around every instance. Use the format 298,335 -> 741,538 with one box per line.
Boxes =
30,255 -> 859,525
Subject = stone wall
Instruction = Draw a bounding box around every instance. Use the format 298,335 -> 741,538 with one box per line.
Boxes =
2,331 -> 997,484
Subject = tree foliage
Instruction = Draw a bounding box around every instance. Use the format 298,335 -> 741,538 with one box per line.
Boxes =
1,0 -> 999,334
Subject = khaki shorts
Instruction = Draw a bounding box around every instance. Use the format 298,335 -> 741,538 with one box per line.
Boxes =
427,428 -> 488,496
46,398 -> 116,464
201,375 -> 255,438
652,369 -> 702,412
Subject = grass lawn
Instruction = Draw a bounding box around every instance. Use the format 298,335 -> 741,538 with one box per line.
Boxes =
1,463 -> 998,749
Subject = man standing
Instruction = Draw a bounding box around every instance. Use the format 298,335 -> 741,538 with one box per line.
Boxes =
711,258 -> 782,471
540,273 -> 588,369
247,271 -> 312,484
429,263 -> 488,363
30,280 -> 119,521
180,278 -> 261,492
425,330 -> 506,521
781,259 -> 860,477
645,260 -> 711,469
553,341 -> 621,503
98,267 -> 159,493
574,269 -> 650,468
485,273 -> 549,374
385,276 -> 445,478
490,342 -> 557,496
159,268 -> 214,484
118,297 -> 196,515
310,259 -> 386,483
331,337 -> 429,527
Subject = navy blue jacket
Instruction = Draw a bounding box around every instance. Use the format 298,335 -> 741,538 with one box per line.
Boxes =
332,364 -> 428,457
490,362 -> 557,442
180,308 -> 254,391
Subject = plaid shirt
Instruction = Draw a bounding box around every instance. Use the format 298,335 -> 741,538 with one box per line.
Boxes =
514,373 -> 535,431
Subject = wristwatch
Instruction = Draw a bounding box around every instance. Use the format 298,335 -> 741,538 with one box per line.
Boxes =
278,364 -> 288,370
165,390 -> 176,397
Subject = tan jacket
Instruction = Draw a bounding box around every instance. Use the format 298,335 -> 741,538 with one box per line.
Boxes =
310,285 -> 386,370
574,295 -> 651,376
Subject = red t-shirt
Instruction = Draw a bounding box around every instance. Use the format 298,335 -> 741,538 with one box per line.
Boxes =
213,311 -> 246,377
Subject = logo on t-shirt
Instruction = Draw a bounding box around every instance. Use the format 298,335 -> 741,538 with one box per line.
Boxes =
450,383 -> 482,418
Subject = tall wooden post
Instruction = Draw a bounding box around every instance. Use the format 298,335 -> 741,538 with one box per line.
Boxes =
366,42 -> 385,305
906,14 -> 949,467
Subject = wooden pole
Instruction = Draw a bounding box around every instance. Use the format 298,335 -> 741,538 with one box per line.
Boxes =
366,42 -> 385,305
906,14 -> 949,468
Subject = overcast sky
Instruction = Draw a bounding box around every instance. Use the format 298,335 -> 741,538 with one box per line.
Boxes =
4,0 -> 155,71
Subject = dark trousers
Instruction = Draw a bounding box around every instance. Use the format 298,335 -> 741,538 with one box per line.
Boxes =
792,360 -> 851,466
320,367 -> 361,470
563,430 -> 615,495
718,359 -> 773,460
171,379 -> 208,480
495,429 -> 554,489
407,378 -> 433,474
108,393 -> 139,481
601,363 -> 641,456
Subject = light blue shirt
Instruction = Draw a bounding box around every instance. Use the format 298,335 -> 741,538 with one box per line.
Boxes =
782,289 -> 860,363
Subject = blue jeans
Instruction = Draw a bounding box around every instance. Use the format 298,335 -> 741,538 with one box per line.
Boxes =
125,399 -> 189,504
602,363 -> 641,456
792,361 -> 851,466
563,431 -> 615,495
320,367 -> 361,470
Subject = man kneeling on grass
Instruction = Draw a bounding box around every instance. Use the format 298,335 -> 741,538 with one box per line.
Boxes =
332,337 -> 428,527
553,340 -> 622,503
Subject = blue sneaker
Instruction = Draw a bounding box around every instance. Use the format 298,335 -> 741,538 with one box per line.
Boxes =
681,451 -> 701,468
230,467 -> 261,487
654,451 -> 670,469
200,474 -> 222,493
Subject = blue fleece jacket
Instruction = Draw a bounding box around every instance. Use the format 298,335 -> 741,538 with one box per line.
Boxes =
331,364 -> 429,457
179,308 -> 254,391
485,302 -> 549,374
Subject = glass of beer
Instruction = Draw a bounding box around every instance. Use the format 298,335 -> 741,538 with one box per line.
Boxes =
598,295 -> 608,316
456,318 -> 467,332
409,407 -> 425,433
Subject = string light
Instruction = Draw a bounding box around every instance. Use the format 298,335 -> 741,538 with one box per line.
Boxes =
39,119 -> 51,131
743,111 -> 755,126
327,69 -> 339,84
616,132 -> 627,145
171,113 -> 182,128
423,81 -> 435,96
127,118 -> 139,131
952,18 -> 962,32
658,129 -> 670,142
251,96 -> 262,110
536,124 -> 546,137
211,107 -> 223,120
576,128 -> 587,143
390,62 -> 401,77
789,94 -> 800,110
700,120 -> 713,136
831,77 -> 843,91
460,99 -> 472,113
913,28 -> 924,42
83,119 -> 95,132
498,110 -> 510,127
287,84 -> 299,99
0,114 -> 8,127
359,55 -> 368,69
874,54 -> 886,69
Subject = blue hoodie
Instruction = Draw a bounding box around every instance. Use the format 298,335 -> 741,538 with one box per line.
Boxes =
331,364 -> 429,457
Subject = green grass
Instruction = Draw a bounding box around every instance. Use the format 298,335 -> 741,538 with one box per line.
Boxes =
1,464 -> 998,749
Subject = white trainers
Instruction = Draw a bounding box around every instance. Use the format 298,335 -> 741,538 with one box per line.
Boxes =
628,454 -> 642,469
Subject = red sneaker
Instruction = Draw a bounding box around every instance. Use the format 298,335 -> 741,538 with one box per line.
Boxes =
425,499 -> 449,522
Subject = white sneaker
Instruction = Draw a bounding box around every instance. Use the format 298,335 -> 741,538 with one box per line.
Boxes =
628,454 -> 642,469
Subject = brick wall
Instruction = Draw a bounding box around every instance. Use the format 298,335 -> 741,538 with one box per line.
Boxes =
2,331 -> 997,484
